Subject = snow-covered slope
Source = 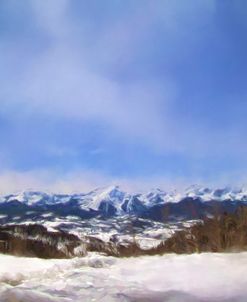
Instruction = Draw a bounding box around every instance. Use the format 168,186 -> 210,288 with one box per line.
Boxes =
184,185 -> 247,202
76,185 -> 128,214
1,185 -> 247,219
2,185 -> 247,205
1,252 -> 247,301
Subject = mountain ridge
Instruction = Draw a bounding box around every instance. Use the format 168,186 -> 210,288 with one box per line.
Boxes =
2,184 -> 247,204
0,185 -> 247,221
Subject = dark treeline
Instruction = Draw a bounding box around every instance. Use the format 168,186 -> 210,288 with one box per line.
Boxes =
0,224 -> 84,258
112,206 -> 247,257
1,206 -> 247,258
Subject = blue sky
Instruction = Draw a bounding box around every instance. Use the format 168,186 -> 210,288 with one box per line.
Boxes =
0,0 -> 247,193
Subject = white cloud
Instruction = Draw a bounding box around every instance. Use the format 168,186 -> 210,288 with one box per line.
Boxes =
0,168 -> 191,195
0,169 -> 107,195
0,167 -> 246,195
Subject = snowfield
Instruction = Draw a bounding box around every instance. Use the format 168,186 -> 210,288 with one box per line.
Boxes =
0,252 -> 247,301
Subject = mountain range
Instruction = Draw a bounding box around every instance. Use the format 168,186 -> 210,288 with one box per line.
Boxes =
0,185 -> 247,223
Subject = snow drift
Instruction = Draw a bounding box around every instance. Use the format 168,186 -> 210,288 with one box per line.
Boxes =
0,252 -> 247,301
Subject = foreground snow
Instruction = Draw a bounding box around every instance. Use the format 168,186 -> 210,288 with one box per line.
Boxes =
0,252 -> 247,301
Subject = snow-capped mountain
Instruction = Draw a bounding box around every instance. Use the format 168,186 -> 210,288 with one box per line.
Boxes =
1,185 -> 247,223
184,185 -> 247,202
76,185 -> 128,214
0,185 -> 246,206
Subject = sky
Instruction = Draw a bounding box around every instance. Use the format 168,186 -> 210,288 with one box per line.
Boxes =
0,0 -> 247,193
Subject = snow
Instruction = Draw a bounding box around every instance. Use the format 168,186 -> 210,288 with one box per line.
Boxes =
41,213 -> 54,218
1,185 -> 247,214
4,191 -> 51,206
1,252 -> 247,301
78,185 -> 127,213
135,237 -> 162,249
90,231 -> 116,242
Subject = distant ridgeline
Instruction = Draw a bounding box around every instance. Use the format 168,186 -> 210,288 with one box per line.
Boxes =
1,186 -> 247,222
1,207 -> 247,258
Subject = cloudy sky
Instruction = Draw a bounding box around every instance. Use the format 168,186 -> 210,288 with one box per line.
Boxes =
0,0 -> 247,193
